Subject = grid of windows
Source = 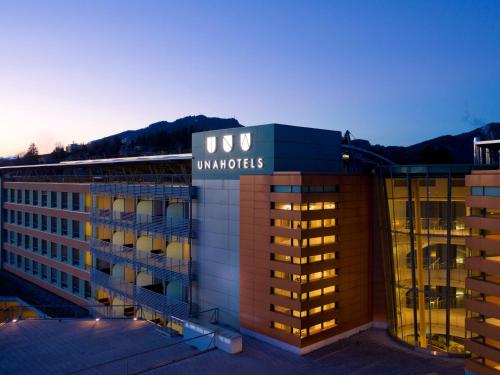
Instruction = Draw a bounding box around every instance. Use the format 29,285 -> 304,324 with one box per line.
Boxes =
5,189 -> 81,212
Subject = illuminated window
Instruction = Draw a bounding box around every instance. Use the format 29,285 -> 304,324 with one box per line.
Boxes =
272,288 -> 293,299
309,289 -> 322,298
309,237 -> 322,246
274,202 -> 292,210
272,305 -> 291,315
272,270 -> 286,280
308,255 -> 322,263
323,218 -> 336,227
292,256 -> 307,264
309,220 -> 322,229
309,271 -> 323,281
324,252 -> 336,260
309,202 -> 323,210
293,203 -> 308,211
272,253 -> 291,263
309,306 -> 321,315
323,285 -> 336,294
324,202 -> 336,210
324,235 -> 336,244
273,219 -> 291,228
272,236 -> 292,246
323,319 -> 336,329
323,302 -> 336,311
292,327 -> 308,338
323,269 -> 337,278
271,321 -> 291,333
309,323 -> 322,335
293,221 -> 307,229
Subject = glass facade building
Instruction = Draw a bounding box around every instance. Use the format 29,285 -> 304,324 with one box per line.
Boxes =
383,165 -> 473,354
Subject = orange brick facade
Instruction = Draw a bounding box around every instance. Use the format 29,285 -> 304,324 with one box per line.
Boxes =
240,173 -> 373,349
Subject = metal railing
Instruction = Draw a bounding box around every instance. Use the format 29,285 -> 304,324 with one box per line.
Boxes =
391,217 -> 467,235
91,270 -> 189,318
91,209 -> 191,237
91,183 -> 194,200
90,239 -> 189,283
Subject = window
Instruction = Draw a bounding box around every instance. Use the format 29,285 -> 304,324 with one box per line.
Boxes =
50,267 -> 57,284
17,190 -> 22,204
9,252 -> 14,265
9,210 -> 14,223
24,212 -> 30,227
84,281 -> 91,298
72,248 -> 80,266
72,276 -> 79,294
72,193 -> 80,211
324,202 -> 336,210
272,236 -> 292,246
61,192 -> 68,209
24,190 -> 30,205
33,213 -> 39,229
41,240 -> 47,255
51,242 -> 57,259
9,189 -> 14,202
16,211 -> 21,225
42,215 -> 47,231
324,235 -> 336,244
24,258 -> 30,272
32,260 -> 39,275
32,190 -> 38,205
17,233 -> 22,247
61,272 -> 68,288
33,238 -> 39,252
61,246 -> 68,262
41,191 -> 48,207
50,217 -> 57,233
308,202 -> 323,210
61,219 -> 68,236
323,218 -> 336,227
308,220 -> 322,229
17,254 -> 22,268
72,220 -> 80,238
41,264 -> 48,279
51,191 -> 57,208
24,234 -> 30,249
273,202 -> 292,210
271,321 -> 291,333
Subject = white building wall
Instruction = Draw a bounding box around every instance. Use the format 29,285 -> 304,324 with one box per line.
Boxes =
192,178 -> 240,328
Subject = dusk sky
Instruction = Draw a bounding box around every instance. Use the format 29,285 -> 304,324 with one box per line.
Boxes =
1,1 -> 499,156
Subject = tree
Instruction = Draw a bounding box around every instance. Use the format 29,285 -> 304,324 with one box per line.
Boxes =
22,143 -> 39,164
51,142 -> 67,162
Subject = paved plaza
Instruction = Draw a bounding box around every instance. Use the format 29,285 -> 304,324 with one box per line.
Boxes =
0,318 -> 463,375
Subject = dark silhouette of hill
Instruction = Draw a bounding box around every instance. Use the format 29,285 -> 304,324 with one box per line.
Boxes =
2,117 -> 499,167
370,122 -> 500,164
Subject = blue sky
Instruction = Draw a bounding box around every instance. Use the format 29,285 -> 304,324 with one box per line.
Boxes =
0,0 -> 499,156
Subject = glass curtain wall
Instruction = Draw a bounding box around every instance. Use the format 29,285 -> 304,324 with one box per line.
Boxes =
384,166 -> 470,354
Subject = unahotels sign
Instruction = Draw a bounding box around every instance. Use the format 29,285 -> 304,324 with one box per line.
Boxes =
196,133 -> 264,170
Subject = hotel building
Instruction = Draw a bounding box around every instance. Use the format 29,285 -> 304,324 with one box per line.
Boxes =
1,123 -> 500,369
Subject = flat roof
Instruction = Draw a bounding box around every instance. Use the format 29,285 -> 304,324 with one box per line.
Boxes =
0,153 -> 193,170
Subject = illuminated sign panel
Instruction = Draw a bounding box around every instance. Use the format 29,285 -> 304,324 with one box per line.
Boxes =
192,124 -> 343,180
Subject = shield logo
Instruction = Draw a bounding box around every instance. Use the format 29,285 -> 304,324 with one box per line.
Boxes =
206,136 -> 217,154
223,135 -> 233,152
240,133 -> 251,151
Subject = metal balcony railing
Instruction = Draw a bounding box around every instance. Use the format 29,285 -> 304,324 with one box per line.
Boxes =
90,209 -> 191,237
90,239 -> 189,283
91,183 -> 193,200
91,269 -> 189,318
391,217 -> 467,235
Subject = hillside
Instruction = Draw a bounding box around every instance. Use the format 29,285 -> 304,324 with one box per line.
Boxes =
370,122 -> 500,164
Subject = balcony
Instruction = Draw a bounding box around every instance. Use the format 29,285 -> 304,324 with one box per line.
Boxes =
91,269 -> 189,318
91,209 -> 191,237
390,217 -> 467,236
91,183 -> 193,200
90,239 -> 189,283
